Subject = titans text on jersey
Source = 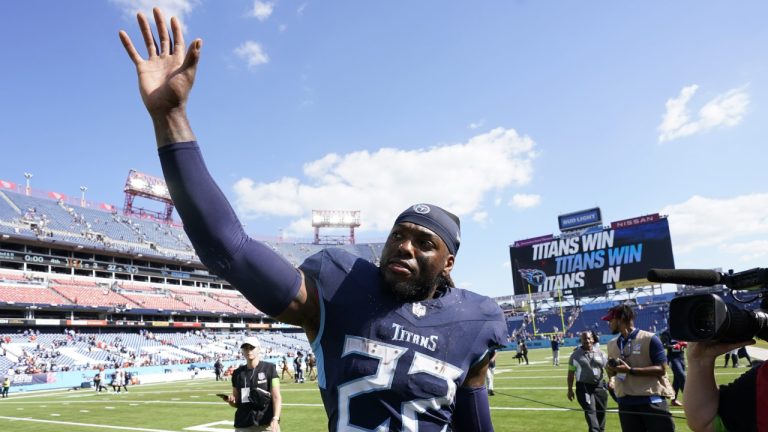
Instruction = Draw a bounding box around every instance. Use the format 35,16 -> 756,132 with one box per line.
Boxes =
390,323 -> 439,352
300,248 -> 508,432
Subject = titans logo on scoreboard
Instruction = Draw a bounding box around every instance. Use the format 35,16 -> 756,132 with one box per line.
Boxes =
518,269 -> 547,286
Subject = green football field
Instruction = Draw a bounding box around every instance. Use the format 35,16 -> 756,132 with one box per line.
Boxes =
0,345 -> 758,432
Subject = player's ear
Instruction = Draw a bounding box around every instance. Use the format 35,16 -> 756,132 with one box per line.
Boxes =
444,254 -> 455,273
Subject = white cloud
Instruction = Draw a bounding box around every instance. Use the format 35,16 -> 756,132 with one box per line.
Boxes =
501,260 -> 511,269
112,0 -> 198,24
234,41 -> 269,68
661,194 -> 768,261
472,211 -> 488,223
233,177 -> 302,216
720,240 -> 768,262
297,3 -> 308,15
250,0 -> 274,21
658,84 -> 749,143
233,127 -> 537,235
509,193 -> 541,209
468,120 -> 485,130
279,24 -> 288,32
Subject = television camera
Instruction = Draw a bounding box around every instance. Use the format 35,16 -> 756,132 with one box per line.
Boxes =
647,268 -> 768,342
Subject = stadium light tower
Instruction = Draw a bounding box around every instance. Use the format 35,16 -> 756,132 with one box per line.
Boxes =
23,172 -> 33,196
311,210 -> 361,245
80,186 -> 88,207
123,169 -> 175,222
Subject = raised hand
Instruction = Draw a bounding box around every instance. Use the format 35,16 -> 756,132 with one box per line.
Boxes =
686,339 -> 755,362
119,8 -> 201,119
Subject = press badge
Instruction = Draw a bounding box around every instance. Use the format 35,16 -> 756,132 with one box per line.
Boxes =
240,387 -> 250,402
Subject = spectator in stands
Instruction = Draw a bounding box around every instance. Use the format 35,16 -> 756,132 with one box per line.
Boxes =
120,10 -> 506,430
226,337 -> 281,431
683,339 -> 764,432
603,304 -> 675,432
567,331 -> 608,432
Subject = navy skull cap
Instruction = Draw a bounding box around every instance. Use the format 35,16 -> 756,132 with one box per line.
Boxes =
394,203 -> 461,255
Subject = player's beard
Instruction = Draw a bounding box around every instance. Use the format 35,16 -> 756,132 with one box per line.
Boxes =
388,273 -> 450,303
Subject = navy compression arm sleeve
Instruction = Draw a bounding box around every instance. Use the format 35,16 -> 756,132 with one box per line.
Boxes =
158,142 -> 301,316
452,386 -> 494,431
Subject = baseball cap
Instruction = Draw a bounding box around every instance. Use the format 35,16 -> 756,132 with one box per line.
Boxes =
240,336 -> 261,349
601,307 -> 621,321
601,304 -> 634,321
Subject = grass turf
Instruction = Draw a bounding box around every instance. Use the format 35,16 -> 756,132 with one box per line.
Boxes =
1,344 -> 762,432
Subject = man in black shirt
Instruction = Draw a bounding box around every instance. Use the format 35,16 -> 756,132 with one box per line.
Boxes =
226,337 -> 282,431
519,340 -> 529,365
214,358 -> 224,382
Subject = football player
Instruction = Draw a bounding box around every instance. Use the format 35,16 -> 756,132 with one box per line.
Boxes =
119,9 -> 507,430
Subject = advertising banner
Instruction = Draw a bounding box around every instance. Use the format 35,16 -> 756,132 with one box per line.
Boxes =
558,207 -> 602,231
11,372 -> 57,387
510,217 -> 674,298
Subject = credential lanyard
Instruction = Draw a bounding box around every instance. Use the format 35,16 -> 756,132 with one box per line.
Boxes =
617,329 -> 639,360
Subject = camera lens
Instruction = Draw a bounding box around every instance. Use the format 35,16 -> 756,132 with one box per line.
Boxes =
691,301 -> 716,338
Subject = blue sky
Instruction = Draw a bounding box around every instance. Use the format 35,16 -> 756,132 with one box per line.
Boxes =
1,1 -> 766,298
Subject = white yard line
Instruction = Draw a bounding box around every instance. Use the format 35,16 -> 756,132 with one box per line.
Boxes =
0,400 -> 324,407
0,416 -> 178,432
747,346 -> 768,361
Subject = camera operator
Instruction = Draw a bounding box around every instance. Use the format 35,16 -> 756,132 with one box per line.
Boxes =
603,304 -> 676,432
683,339 -> 765,432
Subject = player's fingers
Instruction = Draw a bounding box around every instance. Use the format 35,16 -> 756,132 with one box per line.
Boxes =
723,339 -> 756,353
118,31 -> 143,65
153,8 -> 170,55
137,12 -> 158,58
180,39 -> 202,73
171,17 -> 185,57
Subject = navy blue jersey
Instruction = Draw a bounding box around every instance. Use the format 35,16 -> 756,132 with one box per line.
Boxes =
300,248 -> 507,431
